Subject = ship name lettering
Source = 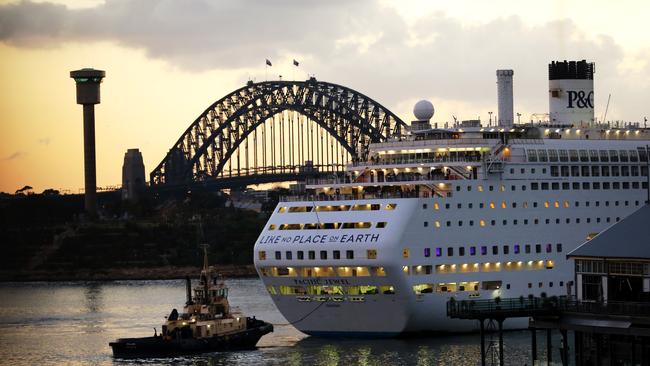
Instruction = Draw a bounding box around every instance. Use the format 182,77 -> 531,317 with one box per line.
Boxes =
258,235 -> 282,244
339,234 -> 380,243
324,279 -> 350,285
294,279 -> 321,285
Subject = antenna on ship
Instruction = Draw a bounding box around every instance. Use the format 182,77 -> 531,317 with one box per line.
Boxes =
601,93 -> 611,125
646,145 -> 650,205
200,243 -> 210,271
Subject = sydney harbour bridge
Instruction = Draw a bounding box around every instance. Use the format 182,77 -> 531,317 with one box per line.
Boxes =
150,78 -> 407,189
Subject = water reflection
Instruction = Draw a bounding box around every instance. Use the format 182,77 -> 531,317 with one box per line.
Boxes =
84,283 -> 103,313
0,279 -> 543,366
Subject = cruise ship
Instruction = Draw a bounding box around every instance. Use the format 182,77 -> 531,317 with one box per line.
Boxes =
253,60 -> 650,336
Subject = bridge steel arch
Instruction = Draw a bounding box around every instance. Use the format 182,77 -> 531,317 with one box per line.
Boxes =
150,79 -> 407,186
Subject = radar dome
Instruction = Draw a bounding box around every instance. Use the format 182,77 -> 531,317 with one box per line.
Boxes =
413,100 -> 434,121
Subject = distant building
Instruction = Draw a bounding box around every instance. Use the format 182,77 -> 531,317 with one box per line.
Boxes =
122,149 -> 145,201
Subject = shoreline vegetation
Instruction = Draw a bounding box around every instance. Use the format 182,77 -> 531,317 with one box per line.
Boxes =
0,188 -> 277,283
0,264 -> 258,282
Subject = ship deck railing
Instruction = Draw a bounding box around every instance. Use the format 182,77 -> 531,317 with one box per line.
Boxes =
306,172 -> 466,186
446,296 -> 650,320
352,155 -> 488,167
371,138 -> 497,149
279,191 -> 424,202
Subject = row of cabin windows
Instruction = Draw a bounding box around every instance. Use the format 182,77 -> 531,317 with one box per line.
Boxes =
425,199 -> 641,211
269,222 -> 386,230
526,148 -> 648,163
451,179 -> 647,193
408,260 -> 554,275
428,216 -> 621,228
549,165 -> 648,177
421,243 -> 562,258
412,280 -> 566,294
259,249 -> 377,261
531,181 -> 647,190
261,266 -> 384,277
278,203 -> 397,213
272,284 -> 395,296
528,281 -> 564,288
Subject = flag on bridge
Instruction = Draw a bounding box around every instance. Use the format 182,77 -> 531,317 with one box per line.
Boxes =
265,59 -> 272,66
293,59 -> 299,67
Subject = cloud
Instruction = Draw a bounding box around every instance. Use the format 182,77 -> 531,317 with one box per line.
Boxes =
0,0 -> 646,121
3,151 -> 27,160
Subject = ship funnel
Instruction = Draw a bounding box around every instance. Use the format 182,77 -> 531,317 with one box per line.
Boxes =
185,276 -> 193,305
548,60 -> 594,125
496,69 -> 514,127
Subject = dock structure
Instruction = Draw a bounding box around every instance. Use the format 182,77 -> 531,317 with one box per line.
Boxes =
447,296 -> 565,366
447,296 -> 650,365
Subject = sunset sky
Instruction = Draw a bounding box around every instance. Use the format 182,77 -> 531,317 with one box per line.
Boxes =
1,0 -> 649,193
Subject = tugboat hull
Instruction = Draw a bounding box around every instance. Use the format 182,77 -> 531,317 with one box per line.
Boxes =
110,319 -> 273,358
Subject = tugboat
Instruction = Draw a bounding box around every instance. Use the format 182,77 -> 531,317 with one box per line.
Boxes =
109,245 -> 273,358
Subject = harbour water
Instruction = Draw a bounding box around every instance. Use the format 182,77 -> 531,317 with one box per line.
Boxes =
0,278 -> 556,365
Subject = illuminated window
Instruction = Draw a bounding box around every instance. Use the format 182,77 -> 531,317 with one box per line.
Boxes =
412,284 -> 434,294
480,220 -> 486,227
367,249 -> 377,259
564,201 -> 570,208
278,207 -> 286,213
544,201 -> 549,208
435,221 -> 441,228
489,201 -> 495,209
434,202 -> 440,210
501,201 -> 507,209
268,224 -> 276,230
372,267 -> 387,276
435,247 -> 442,257
403,248 -> 410,258
478,185 -> 484,192
385,203 -> 397,210
554,201 -> 559,208
266,285 -> 277,295
258,251 -> 266,260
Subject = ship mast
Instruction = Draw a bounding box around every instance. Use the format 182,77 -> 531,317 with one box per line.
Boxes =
200,243 -> 210,271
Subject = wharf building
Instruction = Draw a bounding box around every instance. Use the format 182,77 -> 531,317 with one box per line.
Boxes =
534,204 -> 650,365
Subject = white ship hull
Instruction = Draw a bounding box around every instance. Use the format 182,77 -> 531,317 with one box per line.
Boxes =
254,129 -> 650,336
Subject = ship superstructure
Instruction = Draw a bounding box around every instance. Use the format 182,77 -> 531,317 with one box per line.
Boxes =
253,60 -> 650,335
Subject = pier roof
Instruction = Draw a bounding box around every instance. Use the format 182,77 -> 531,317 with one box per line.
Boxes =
568,205 -> 650,260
